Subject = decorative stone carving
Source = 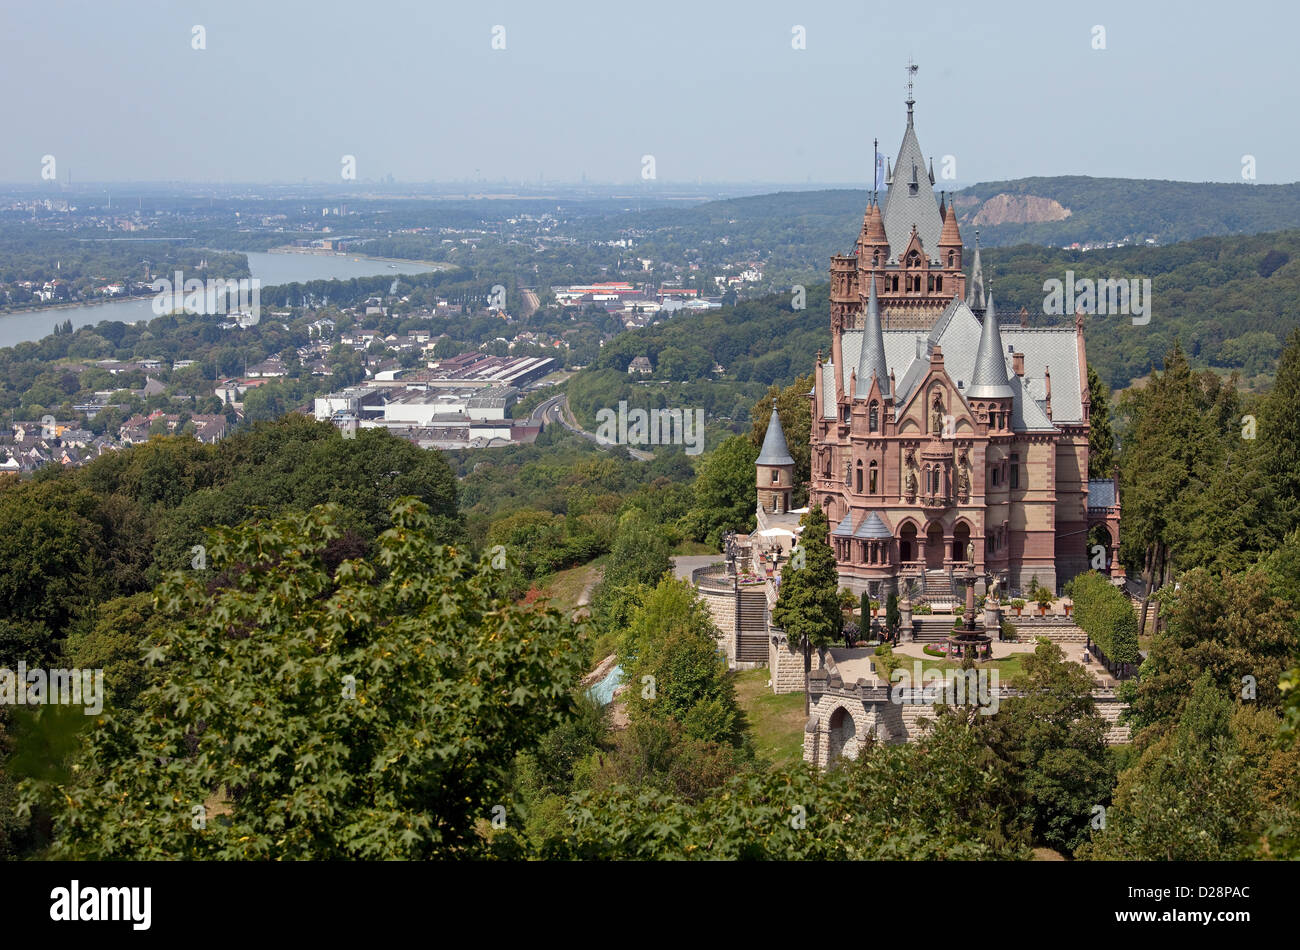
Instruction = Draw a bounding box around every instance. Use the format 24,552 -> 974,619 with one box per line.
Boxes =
904,470 -> 917,502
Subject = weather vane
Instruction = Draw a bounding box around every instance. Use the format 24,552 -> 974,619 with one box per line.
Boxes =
905,59 -> 918,124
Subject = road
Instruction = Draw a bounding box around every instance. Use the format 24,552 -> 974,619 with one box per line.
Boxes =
529,393 -> 653,460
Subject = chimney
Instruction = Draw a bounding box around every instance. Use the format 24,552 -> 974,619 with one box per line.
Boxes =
1012,351 -> 1025,377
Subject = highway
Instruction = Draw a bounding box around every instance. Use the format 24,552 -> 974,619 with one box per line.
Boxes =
529,393 -> 653,460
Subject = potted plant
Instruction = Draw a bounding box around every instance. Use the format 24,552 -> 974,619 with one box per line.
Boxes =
870,599 -> 881,617
1064,600 -> 1073,617
1011,598 -> 1025,617
1035,586 -> 1053,616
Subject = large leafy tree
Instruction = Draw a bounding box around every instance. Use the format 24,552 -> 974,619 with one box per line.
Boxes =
621,576 -> 746,749
1127,567 -> 1298,735
28,499 -> 583,859
772,506 -> 842,715
550,715 -> 1028,860
1080,677 -> 1260,860
683,435 -> 757,547
973,639 -> 1114,854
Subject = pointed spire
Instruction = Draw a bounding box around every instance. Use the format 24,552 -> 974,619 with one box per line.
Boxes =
940,196 -> 962,248
864,198 -> 888,252
966,229 -> 985,309
855,276 -> 890,399
885,157 -> 892,184
967,291 -> 1015,399
757,408 -> 794,466
928,156 -> 935,185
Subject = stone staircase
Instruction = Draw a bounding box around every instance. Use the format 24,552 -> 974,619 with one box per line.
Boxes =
736,589 -> 769,663
911,616 -> 961,642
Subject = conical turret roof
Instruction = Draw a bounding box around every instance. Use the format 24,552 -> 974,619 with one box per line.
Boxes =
855,276 -> 890,398
757,408 -> 794,466
966,291 -> 1015,399
940,197 -> 962,246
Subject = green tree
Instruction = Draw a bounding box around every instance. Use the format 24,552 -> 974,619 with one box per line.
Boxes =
1086,365 -> 1116,479
27,499 -> 584,859
683,435 -> 757,547
772,506 -> 842,714
974,639 -> 1114,854
1081,677 -> 1259,860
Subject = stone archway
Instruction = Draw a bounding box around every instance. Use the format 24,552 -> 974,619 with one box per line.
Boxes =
925,522 -> 945,570
827,706 -> 858,764
899,522 -> 918,564
1088,523 -> 1114,571
953,522 -> 971,563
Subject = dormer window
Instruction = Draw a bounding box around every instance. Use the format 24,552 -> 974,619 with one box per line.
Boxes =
868,402 -> 879,431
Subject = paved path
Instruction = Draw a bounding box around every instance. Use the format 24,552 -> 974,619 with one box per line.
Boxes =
672,555 -> 723,581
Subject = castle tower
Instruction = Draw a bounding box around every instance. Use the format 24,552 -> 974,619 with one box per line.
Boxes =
757,408 -> 795,515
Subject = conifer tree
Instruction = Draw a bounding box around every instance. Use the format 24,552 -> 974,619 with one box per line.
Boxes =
773,506 -> 842,715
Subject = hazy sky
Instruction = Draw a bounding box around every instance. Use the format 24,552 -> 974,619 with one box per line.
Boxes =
2,0 -> 1296,186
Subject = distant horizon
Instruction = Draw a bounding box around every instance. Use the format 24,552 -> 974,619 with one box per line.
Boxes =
4,1 -> 1299,185
3,172 -> 1298,195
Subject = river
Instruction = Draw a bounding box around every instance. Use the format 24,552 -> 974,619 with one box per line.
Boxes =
0,251 -> 442,349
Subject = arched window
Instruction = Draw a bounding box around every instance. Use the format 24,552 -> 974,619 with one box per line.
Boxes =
872,250 -> 879,266
936,276 -> 943,292
947,250 -> 955,268
868,461 -> 878,494
868,402 -> 879,431
855,461 -> 863,493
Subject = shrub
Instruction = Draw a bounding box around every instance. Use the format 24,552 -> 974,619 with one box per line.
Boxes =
1069,571 -> 1139,664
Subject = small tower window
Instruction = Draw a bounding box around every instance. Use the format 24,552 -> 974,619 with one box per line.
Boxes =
869,461 -> 878,494
868,402 -> 879,431
771,469 -> 780,484
855,461 -> 863,493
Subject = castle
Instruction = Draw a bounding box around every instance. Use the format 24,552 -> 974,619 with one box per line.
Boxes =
756,90 -> 1122,601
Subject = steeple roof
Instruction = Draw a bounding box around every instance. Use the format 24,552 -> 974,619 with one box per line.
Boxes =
881,98 -> 944,261
966,291 -> 1015,399
864,198 -> 888,247
855,276 -> 890,398
939,196 -> 962,246
756,408 -> 795,466
966,232 -> 986,310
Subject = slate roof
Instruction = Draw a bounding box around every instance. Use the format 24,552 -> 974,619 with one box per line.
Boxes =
1088,479 -> 1117,508
853,511 -> 893,540
880,116 -> 944,260
757,408 -> 795,466
966,293 -> 1015,400
824,300 -> 1083,432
